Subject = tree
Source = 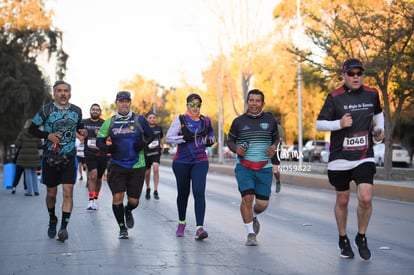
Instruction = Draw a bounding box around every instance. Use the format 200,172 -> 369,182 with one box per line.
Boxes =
0,40 -> 52,153
201,37 -> 329,145
207,0 -> 275,114
252,43 -> 328,143
0,0 -> 67,159
277,0 -> 414,179
0,0 -> 66,66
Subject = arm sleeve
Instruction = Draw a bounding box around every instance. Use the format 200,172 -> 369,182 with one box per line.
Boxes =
96,119 -> 111,151
139,115 -> 155,143
166,117 -> 185,144
227,120 -> 238,153
76,108 -> 84,130
315,94 -> 342,131
373,112 -> 384,129
28,122 -> 49,139
315,120 -> 342,131
271,119 -> 280,146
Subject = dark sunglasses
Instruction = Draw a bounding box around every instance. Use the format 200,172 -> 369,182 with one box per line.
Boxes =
187,102 -> 202,108
346,71 -> 363,77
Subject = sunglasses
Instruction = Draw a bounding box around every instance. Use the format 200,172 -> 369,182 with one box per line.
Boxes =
346,71 -> 363,77
187,102 -> 202,108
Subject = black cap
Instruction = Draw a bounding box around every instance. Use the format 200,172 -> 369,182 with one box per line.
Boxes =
342,59 -> 364,72
145,111 -> 156,118
116,91 -> 131,101
186,93 -> 202,103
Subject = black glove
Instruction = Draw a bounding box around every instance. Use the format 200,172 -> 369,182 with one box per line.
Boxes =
134,140 -> 146,153
205,137 -> 214,147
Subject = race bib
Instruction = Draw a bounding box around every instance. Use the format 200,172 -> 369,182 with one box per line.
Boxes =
342,131 -> 368,151
87,138 -> 98,149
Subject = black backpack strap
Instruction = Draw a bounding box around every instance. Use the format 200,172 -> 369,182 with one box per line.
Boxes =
134,114 -> 144,133
109,115 -> 116,130
179,114 -> 207,136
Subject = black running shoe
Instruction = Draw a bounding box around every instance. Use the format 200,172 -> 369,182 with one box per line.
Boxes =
355,235 -> 371,260
154,190 -> 159,200
125,208 -> 134,229
119,228 -> 129,239
275,181 -> 281,193
339,236 -> 354,258
56,229 -> 68,242
48,218 -> 58,239
145,188 -> 151,200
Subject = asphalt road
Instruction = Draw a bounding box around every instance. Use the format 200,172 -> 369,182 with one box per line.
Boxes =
1,165 -> 413,275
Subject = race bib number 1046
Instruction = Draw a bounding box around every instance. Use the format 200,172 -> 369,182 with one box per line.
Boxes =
342,132 -> 368,151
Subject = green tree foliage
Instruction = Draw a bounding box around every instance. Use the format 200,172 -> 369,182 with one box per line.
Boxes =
252,43 -> 328,144
202,54 -> 242,135
0,40 -> 52,149
0,0 -> 66,157
280,0 -> 414,179
0,0 -> 64,63
201,38 -> 329,145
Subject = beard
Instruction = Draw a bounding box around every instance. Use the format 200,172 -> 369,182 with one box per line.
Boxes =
90,113 -> 100,120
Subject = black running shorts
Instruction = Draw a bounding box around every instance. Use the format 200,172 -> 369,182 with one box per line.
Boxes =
107,163 -> 145,198
328,162 -> 376,192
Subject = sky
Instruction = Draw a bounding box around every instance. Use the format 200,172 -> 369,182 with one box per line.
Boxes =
43,0 -> 279,113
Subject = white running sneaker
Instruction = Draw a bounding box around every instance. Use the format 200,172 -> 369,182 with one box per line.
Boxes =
86,200 -> 94,210
92,199 -> 99,210
245,233 -> 258,246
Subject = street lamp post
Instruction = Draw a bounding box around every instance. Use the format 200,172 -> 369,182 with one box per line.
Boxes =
170,87 -> 177,117
217,56 -> 224,164
296,0 -> 303,166
154,83 -> 165,114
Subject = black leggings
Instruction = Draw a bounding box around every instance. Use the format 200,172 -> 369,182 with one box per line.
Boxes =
172,161 -> 208,226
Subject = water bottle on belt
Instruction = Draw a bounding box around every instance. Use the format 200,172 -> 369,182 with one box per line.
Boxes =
51,133 -> 61,152
52,143 -> 59,152
241,141 -> 249,150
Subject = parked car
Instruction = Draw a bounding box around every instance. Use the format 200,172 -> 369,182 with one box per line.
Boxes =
373,143 -> 411,167
302,140 -> 329,162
